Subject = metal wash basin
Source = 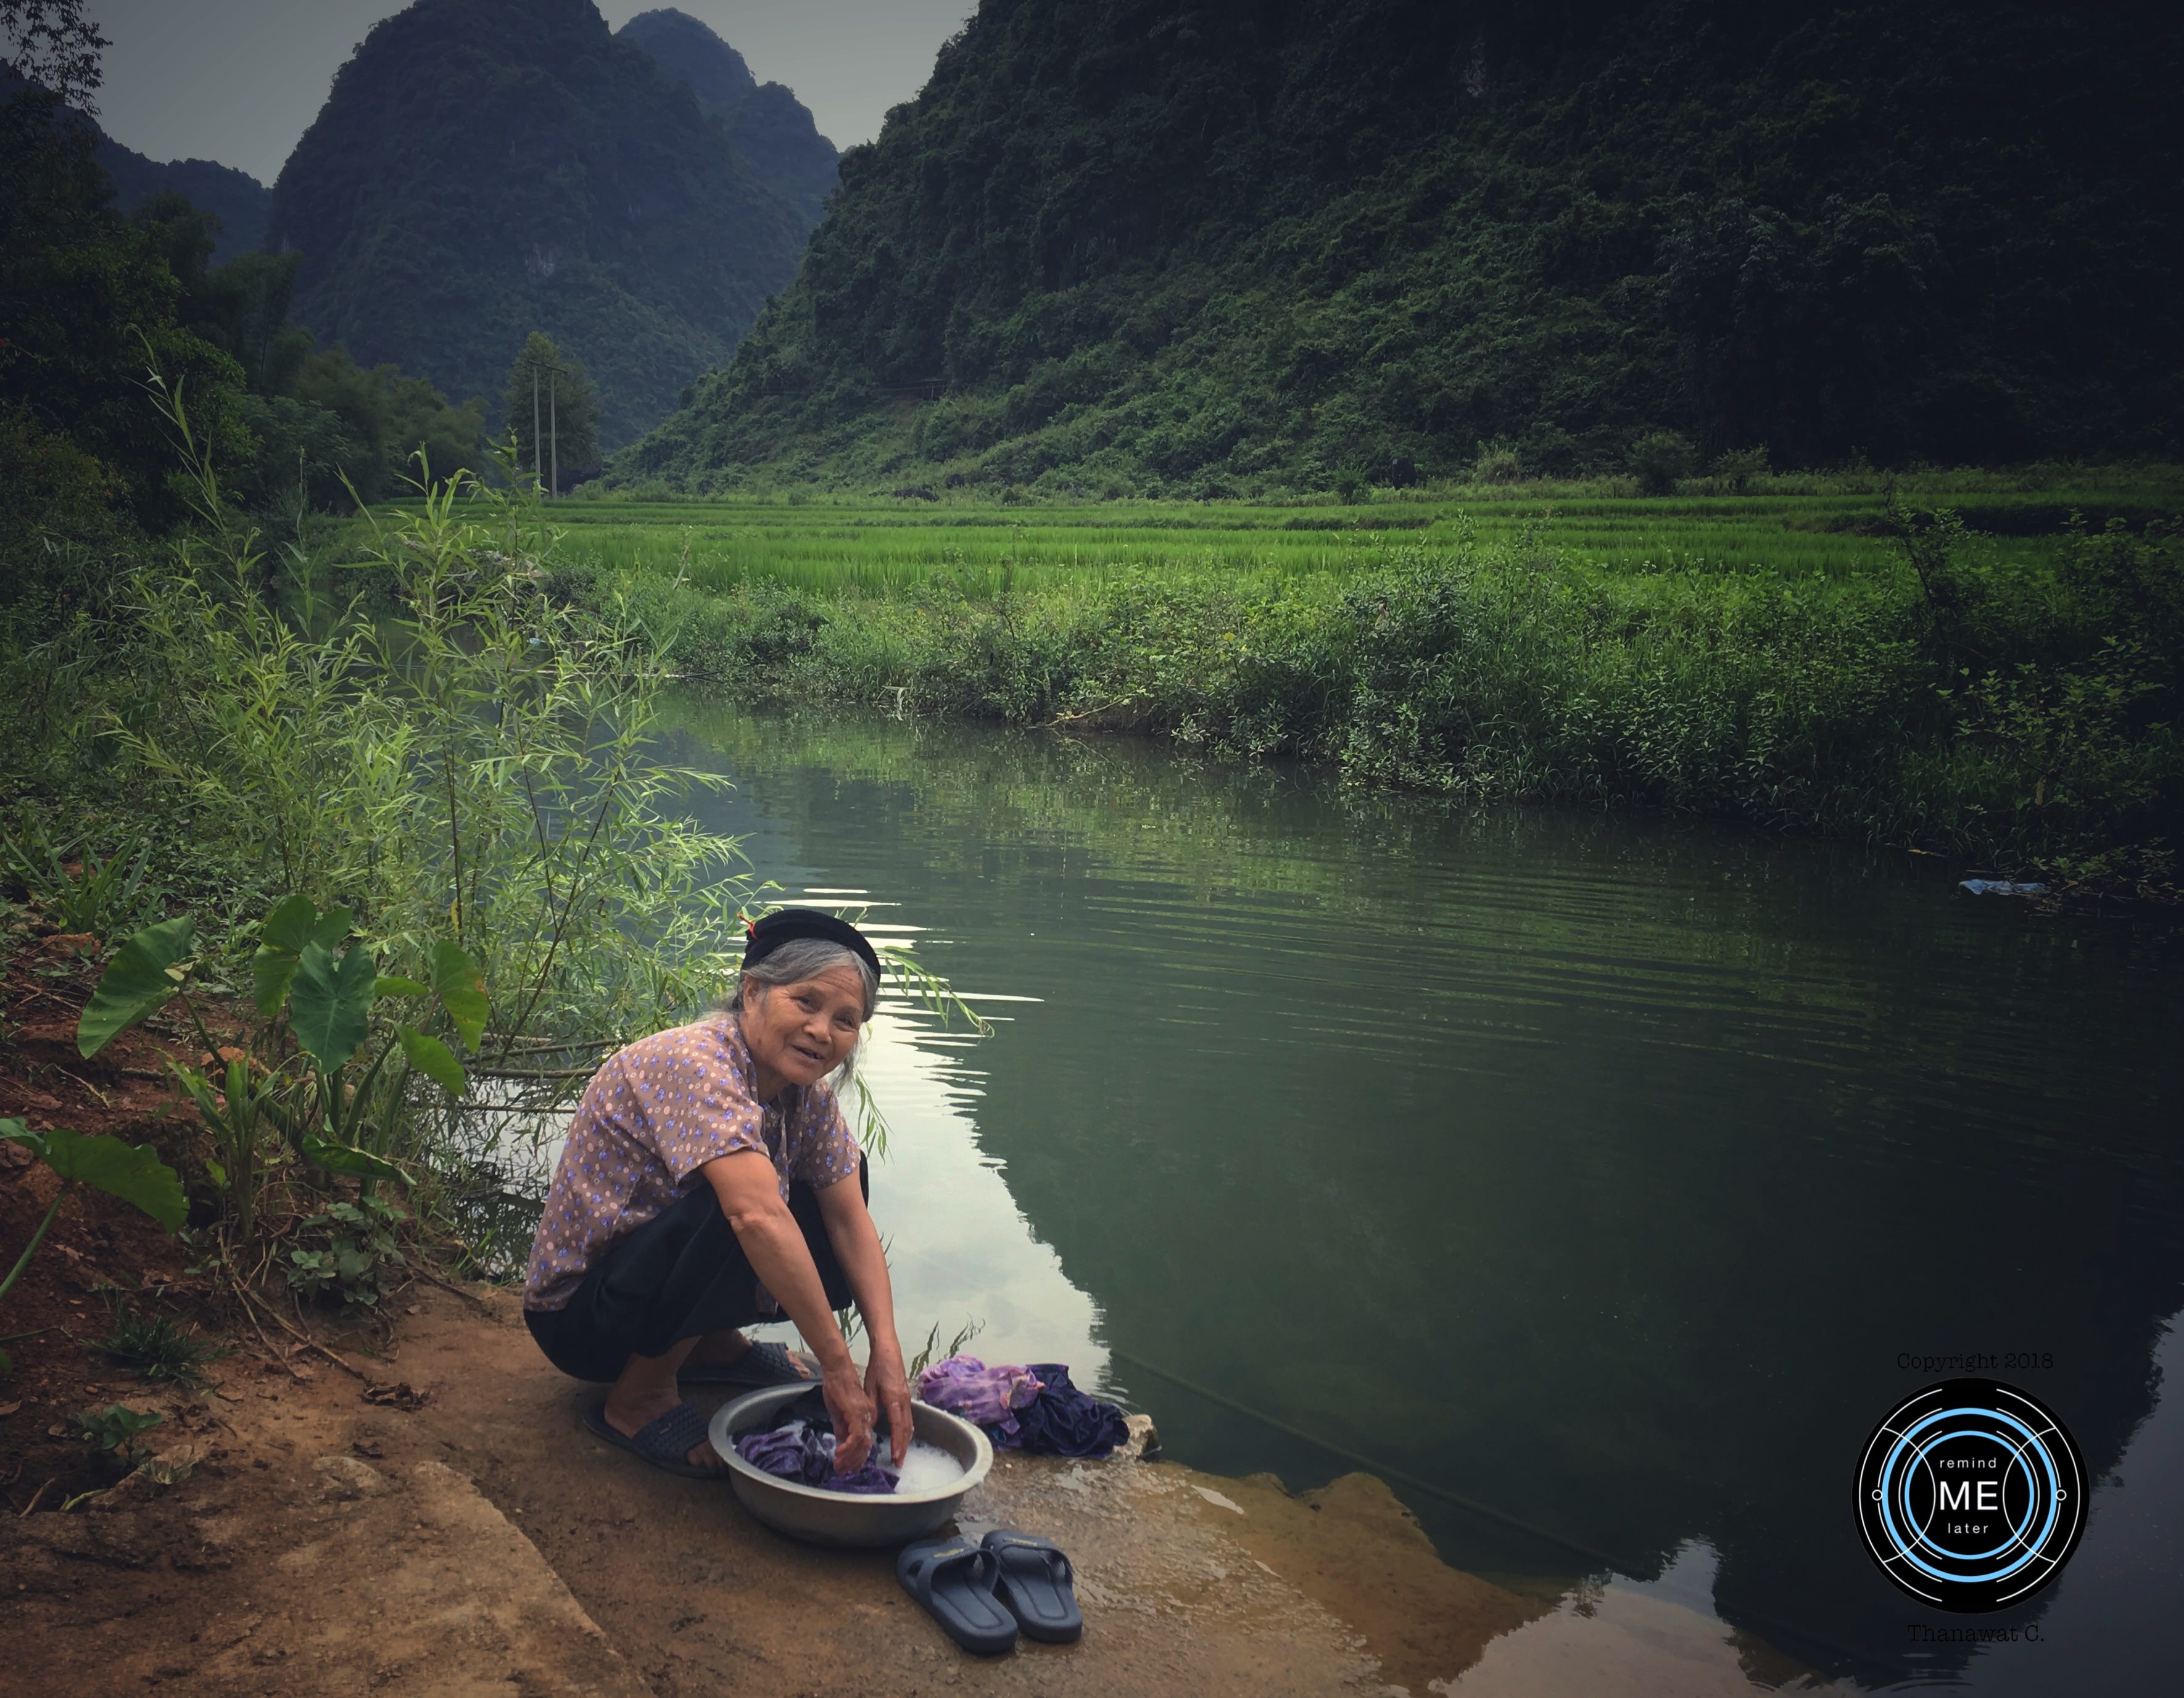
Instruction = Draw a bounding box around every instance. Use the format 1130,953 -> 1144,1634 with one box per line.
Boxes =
707,1383 -> 993,1549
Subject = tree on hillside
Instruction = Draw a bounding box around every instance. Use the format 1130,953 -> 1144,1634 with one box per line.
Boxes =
502,333 -> 599,493
0,85 -> 247,529
1,0 -> 107,109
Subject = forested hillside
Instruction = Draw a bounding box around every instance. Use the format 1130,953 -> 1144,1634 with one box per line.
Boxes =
266,0 -> 817,452
0,65 -> 269,263
618,0 -> 2184,494
616,8 -> 839,227
96,136 -> 268,265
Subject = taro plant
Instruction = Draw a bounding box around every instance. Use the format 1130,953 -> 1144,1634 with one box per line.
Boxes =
74,893 -> 488,1258
0,1120 -> 187,1373
73,1404 -> 167,1471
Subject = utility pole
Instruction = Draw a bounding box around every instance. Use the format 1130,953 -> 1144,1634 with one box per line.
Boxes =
549,369 -> 558,500
532,368 -> 542,492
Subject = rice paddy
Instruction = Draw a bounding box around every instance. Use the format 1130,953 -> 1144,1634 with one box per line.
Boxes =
538,474 -> 2181,598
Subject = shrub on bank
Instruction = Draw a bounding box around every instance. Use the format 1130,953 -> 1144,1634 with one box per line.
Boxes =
587,514 -> 2182,884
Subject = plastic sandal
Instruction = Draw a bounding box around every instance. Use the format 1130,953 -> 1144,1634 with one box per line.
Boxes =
582,1401 -> 726,1479
679,1340 -> 818,1389
896,1535 -> 1019,1655
982,1529 -> 1083,1643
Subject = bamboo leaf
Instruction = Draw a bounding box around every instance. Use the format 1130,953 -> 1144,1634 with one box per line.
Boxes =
290,942 -> 377,1071
78,916 -> 197,1058
374,975 -> 431,998
395,1025 -> 467,1097
429,940 -> 489,1051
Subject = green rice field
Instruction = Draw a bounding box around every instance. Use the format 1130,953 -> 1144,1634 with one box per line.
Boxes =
534,475 -> 2182,597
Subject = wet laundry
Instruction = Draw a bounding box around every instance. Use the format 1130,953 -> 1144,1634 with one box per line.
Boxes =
916,1356 -> 1130,1459
734,1419 -> 901,1493
732,1384 -> 969,1494
914,1355 -> 1044,1439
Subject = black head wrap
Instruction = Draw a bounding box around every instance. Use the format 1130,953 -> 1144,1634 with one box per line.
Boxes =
740,907 -> 883,982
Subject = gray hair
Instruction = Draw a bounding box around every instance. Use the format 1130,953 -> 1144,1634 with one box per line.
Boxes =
723,937 -> 880,1081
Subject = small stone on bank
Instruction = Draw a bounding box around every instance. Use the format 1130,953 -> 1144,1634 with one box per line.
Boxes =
313,1454 -> 390,1501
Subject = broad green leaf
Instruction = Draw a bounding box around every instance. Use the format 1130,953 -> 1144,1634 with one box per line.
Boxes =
255,897 -> 354,1016
38,1127 -> 186,1233
395,1025 -> 467,1097
312,906 -> 355,950
289,942 -> 376,1071
1,1117 -> 44,1161
374,975 -> 430,998
77,916 -> 196,1058
299,1135 -> 403,1182
430,939 -> 489,1051
257,894 -> 316,1015
203,1156 -> 228,1189
251,944 -> 300,1019
259,892 -> 319,955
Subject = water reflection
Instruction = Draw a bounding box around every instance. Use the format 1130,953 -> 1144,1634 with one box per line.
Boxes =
661,705 -> 2184,1689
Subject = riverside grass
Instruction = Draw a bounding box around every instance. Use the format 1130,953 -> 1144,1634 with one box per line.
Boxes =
512,475 -> 2183,891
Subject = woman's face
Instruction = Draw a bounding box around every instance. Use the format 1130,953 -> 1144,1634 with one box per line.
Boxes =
740,964 -> 867,1093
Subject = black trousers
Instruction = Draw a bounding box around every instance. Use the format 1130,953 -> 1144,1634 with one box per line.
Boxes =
524,1159 -> 866,1384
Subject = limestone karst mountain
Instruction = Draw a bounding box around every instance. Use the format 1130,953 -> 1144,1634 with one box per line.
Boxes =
266,0 -> 824,450
616,8 -> 840,230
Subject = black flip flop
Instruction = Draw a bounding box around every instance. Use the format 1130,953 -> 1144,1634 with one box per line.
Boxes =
982,1530 -> 1083,1643
679,1340 -> 819,1389
897,1535 -> 1018,1655
582,1401 -> 726,1479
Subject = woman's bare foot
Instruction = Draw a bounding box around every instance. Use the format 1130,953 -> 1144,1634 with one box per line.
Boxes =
683,1329 -> 818,1378
605,1343 -> 721,1471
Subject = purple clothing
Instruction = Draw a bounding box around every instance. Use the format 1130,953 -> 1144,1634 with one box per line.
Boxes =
1013,1362 -> 1131,1458
523,1015 -> 864,1312
734,1421 -> 900,1494
917,1354 -> 1127,1458
916,1355 -> 1044,1440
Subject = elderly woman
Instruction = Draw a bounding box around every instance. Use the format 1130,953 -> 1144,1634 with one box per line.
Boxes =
522,909 -> 914,1477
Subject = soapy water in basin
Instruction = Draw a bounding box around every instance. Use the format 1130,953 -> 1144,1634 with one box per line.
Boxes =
890,1439 -> 970,1496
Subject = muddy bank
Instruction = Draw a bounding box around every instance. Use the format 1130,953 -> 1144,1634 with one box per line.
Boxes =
0,1282 -> 1512,1694
1,1280 -> 1861,1696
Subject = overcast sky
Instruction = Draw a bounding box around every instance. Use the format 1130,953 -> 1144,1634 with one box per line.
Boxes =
85,1 -> 975,184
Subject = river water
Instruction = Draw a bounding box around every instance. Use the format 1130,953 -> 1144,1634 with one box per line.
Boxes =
653,704 -> 2183,1692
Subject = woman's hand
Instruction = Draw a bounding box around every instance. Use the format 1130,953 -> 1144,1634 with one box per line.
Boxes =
824,1357 -> 879,1472
867,1339 -> 915,1467
813,1170 -> 914,1468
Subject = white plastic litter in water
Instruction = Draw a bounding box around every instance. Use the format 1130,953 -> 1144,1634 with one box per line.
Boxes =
889,1439 -> 969,1496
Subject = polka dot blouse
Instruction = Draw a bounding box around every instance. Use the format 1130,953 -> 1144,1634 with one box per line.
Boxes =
522,1014 -> 863,1312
